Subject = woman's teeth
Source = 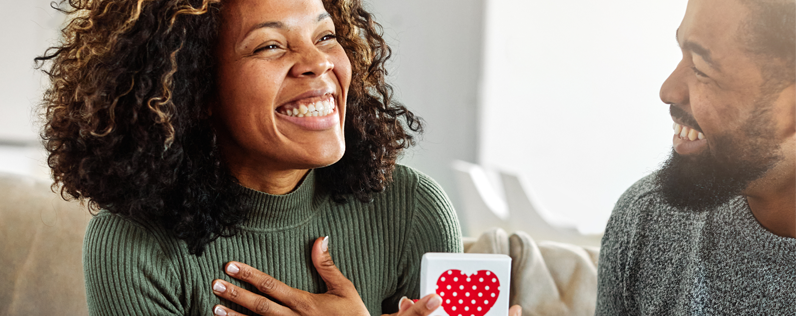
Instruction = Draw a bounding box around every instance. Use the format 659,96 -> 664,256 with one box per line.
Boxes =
279,98 -> 335,117
673,123 -> 705,141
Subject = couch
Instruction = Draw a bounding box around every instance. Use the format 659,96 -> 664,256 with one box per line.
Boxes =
0,172 -> 91,315
0,172 -> 599,316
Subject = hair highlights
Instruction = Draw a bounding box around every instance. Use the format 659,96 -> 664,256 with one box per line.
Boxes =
37,0 -> 421,255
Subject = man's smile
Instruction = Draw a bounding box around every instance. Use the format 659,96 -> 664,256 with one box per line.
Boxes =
672,122 -> 708,155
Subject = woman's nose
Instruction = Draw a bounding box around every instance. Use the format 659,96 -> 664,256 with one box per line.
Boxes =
290,46 -> 334,78
660,60 -> 690,107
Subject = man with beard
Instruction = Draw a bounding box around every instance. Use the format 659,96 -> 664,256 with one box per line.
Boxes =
596,0 -> 795,314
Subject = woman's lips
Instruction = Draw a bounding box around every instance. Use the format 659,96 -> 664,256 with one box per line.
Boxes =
277,95 -> 335,117
672,122 -> 707,155
275,95 -> 340,131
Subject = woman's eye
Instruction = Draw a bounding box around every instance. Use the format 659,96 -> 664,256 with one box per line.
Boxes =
319,34 -> 337,43
254,44 -> 279,54
691,66 -> 709,78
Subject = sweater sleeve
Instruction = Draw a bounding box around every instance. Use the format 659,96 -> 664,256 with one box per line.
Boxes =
83,213 -> 184,315
383,171 -> 463,313
595,176 -> 652,316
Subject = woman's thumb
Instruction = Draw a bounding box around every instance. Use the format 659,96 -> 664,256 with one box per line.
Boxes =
311,236 -> 352,294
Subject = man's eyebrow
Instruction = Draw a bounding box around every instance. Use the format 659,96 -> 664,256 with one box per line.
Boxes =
246,12 -> 331,36
676,28 -> 722,72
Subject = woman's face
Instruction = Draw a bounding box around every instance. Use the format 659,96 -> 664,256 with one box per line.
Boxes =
213,0 -> 351,177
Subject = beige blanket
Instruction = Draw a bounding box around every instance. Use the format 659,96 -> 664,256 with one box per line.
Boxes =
465,229 -> 599,316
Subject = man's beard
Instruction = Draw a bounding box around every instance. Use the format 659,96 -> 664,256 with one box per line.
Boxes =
655,103 -> 782,211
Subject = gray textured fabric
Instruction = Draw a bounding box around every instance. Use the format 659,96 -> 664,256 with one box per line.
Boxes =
596,174 -> 796,315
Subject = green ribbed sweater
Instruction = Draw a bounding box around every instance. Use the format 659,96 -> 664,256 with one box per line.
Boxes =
83,165 -> 462,315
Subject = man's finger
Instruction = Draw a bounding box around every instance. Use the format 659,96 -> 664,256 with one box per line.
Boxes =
223,262 -> 303,309
310,236 -> 353,294
211,280 -> 294,316
398,294 -> 442,316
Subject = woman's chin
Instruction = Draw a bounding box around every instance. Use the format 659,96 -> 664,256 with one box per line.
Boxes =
295,144 -> 346,169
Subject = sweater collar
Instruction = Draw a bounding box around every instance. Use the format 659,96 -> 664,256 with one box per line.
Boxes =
239,170 -> 323,230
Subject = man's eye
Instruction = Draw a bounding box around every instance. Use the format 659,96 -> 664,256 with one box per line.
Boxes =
691,66 -> 709,78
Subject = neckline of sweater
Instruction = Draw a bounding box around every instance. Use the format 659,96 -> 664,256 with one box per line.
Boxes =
238,169 -> 325,231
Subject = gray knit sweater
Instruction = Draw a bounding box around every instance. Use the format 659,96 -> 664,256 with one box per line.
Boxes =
596,174 -> 796,315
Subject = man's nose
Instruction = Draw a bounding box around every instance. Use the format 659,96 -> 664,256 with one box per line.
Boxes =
660,59 -> 690,107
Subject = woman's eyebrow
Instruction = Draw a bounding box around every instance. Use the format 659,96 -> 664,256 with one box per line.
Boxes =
245,12 -> 332,37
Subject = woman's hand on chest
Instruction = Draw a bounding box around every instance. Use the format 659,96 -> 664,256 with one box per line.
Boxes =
211,236 -> 371,316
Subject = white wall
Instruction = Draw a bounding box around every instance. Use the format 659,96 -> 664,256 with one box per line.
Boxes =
0,1 -> 63,179
0,1 -> 64,143
367,0 -> 486,213
479,0 -> 689,233
2,0 -> 693,236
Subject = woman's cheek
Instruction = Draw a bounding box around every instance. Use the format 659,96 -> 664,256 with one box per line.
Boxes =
332,46 -> 353,90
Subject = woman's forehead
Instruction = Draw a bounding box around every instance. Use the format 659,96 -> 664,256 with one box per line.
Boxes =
222,0 -> 327,23
220,0 -> 329,41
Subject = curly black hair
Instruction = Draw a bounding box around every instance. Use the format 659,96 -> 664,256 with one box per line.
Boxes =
36,0 -> 422,255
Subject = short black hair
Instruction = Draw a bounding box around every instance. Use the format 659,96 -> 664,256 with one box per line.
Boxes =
739,0 -> 796,88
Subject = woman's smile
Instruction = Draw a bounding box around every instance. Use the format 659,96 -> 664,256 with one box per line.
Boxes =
212,0 -> 352,181
276,94 -> 340,130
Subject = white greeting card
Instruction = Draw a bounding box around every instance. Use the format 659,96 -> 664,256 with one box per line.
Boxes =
420,253 -> 511,316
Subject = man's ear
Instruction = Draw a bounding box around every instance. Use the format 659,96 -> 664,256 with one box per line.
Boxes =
786,84 -> 795,134
774,83 -> 796,136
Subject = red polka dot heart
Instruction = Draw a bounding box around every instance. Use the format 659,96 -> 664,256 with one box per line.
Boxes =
435,269 -> 500,316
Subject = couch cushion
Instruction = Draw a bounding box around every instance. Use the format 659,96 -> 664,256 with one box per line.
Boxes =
463,227 -> 510,254
509,231 -> 599,316
464,228 -> 600,316
0,173 -> 90,316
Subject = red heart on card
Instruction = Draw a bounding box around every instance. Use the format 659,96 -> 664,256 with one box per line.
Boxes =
435,269 -> 500,316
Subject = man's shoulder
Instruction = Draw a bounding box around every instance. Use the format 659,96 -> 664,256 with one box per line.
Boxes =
608,173 -> 665,223
617,173 -> 661,209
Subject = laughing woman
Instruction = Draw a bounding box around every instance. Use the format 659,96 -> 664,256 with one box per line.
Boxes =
37,0 -> 463,314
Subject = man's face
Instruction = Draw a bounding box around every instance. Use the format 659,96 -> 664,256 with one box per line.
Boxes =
656,0 -> 791,209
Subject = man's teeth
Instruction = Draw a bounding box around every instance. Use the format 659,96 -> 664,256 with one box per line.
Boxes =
279,99 -> 335,117
672,123 -> 705,141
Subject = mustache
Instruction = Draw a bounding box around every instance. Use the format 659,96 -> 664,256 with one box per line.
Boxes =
670,105 -> 703,133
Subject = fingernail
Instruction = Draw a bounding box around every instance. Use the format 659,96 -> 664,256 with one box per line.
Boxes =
213,281 -> 226,293
322,236 -> 329,253
398,296 -> 411,312
226,263 -> 239,274
426,294 -> 442,309
214,306 -> 227,316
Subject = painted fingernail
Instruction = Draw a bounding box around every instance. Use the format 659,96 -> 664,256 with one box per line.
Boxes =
213,281 -> 226,293
426,294 -> 442,309
226,264 -> 239,274
322,236 -> 329,253
398,296 -> 411,312
214,306 -> 227,316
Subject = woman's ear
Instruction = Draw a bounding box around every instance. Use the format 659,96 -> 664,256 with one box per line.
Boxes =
207,95 -> 219,117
